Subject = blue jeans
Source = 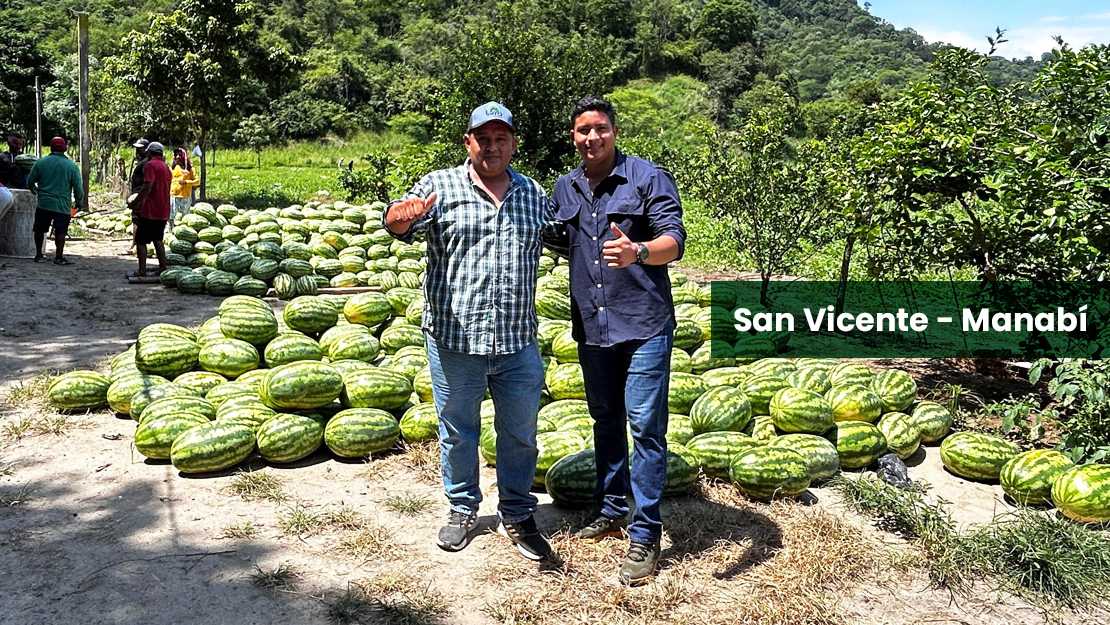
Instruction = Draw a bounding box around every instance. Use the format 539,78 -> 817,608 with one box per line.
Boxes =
426,333 -> 542,524
579,326 -> 673,544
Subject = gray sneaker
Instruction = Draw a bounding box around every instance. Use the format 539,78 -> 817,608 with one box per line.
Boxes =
437,509 -> 478,552
497,516 -> 556,562
619,541 -> 660,586
574,515 -> 626,540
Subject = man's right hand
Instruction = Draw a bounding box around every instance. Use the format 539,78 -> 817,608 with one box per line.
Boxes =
385,192 -> 438,234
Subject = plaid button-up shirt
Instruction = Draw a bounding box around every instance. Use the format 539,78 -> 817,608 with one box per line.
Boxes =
387,162 -> 553,355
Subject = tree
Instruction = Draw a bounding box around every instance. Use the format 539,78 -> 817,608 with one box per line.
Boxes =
117,0 -> 264,199
233,114 -> 273,168
694,0 -> 756,51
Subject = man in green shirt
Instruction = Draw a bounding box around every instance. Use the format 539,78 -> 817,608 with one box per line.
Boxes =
27,137 -> 84,265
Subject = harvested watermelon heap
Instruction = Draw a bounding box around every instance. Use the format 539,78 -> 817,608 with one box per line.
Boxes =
44,240 -> 1109,525
156,200 -> 426,298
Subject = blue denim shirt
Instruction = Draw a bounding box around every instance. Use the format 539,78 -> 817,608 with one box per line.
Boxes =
552,151 -> 686,347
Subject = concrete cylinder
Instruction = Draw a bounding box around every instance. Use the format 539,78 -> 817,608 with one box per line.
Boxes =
0,190 -> 38,257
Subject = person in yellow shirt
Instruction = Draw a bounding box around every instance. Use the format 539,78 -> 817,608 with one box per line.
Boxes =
170,147 -> 199,226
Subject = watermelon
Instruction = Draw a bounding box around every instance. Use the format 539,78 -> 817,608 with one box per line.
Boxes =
273,273 -> 297,299
198,338 -> 260,379
480,426 -> 497,466
826,385 -> 884,423
939,432 -> 1019,481
669,349 -> 692,373
552,329 -> 579,363
280,258 -> 314,278
234,368 -> 270,392
539,400 -> 591,428
741,375 -> 790,416
828,363 -> 874,387
785,368 -> 831,394
999,449 -> 1074,506
173,371 -> 227,396
690,341 -> 733,373
107,373 -> 169,414
283,296 -> 338,334
168,417 -> 253,472
218,404 -> 277,432
47,370 -> 110,410
324,408 -> 401,457
135,413 -> 210,460
729,446 -> 811,500
256,413 -> 325,463
218,300 -> 278,345
686,431 -> 761,477
205,270 -> 238,295
385,287 -> 421,316
768,434 -> 840,482
380,325 -> 424,354
535,289 -> 571,320
661,445 -> 699,496
139,396 -> 217,424
260,361 -> 344,409
135,325 -> 199,378
911,402 -> 953,444
668,372 -> 709,415
538,320 -> 571,355
701,367 -> 749,388
831,421 -> 888,470
870,370 -> 917,412
263,333 -> 323,367
535,431 -> 588,487
689,386 -> 752,434
876,412 -> 921,459
129,383 -> 197,421
413,367 -> 433,403
176,272 -> 207,294
327,330 -> 381,362
744,415 -> 778,442
1051,464 -> 1110,523
205,382 -> 258,408
673,318 -> 704,351
341,367 -> 412,410
400,403 -> 439,442
666,413 -> 695,445
745,358 -> 796,379
770,387 -> 834,434
546,363 -> 586,401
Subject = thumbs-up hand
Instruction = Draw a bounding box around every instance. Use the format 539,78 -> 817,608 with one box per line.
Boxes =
385,192 -> 438,234
602,222 -> 638,268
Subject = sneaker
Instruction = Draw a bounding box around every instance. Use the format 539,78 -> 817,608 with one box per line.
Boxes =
497,516 -> 555,562
619,541 -> 661,586
437,509 -> 478,552
33,254 -> 45,263
574,515 -> 626,540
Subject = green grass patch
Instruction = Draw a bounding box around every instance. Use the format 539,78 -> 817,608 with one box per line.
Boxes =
224,470 -> 288,503
383,492 -> 434,517
4,371 -> 59,408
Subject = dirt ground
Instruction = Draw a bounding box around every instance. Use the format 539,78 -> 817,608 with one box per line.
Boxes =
0,240 -> 1103,625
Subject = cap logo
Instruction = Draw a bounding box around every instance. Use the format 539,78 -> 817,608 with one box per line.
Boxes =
487,106 -> 502,117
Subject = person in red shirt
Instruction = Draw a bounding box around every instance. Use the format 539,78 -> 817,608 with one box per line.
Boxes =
129,141 -> 172,277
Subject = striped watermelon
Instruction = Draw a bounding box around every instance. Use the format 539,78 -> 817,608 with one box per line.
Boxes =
770,387 -> 834,434
1051,464 -> 1110,523
546,363 -> 587,401
233,368 -> 270,392
785,368 -> 831,394
828,363 -> 874,387
1000,449 -> 1074,506
876,412 -> 921,459
701,366 -> 749,388
263,333 -> 323,367
130,383 -> 198,421
729,446 -> 811,500
170,421 -> 256,473
341,367 -> 412,410
826,385 -> 884,423
400,403 -> 439,442
538,320 -> 571,355
260,361 -> 344,409
218,298 -> 278,345
480,426 -> 497,466
690,341 -> 733,373
870,370 -> 917,412
256,413 -> 324,463
832,421 -> 888,469
535,431 -> 588,487
667,413 -> 695,445
911,402 -> 953,444
673,318 -> 704,351
660,445 -> 699,496
746,358 -> 796,379
380,325 -> 424,354
741,375 -> 790,416
670,349 -> 693,373
545,449 -> 597,507
326,330 -> 381,362
234,276 -> 269,297
324,408 -> 401,457
135,325 -> 199,378
689,386 -> 752,434
173,371 -> 227,396
219,404 -> 278,432
198,338 -> 260,379
768,434 -> 840,482
283,296 -> 338,334
205,382 -> 259,408
107,373 -> 169,414
385,287 -> 421,316
552,329 -> 579,363
413,367 -> 433,403
135,413 -> 210,459
139,396 -> 217,424
539,399 -> 591,428
535,289 -> 571,320
343,292 -> 393,327
795,358 -> 839,373
939,432 -> 1019,481
744,415 -> 778,442
687,431 -> 761,477
47,370 -> 110,410
668,372 -> 709,415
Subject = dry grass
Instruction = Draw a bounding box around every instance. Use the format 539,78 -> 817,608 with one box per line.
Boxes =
335,523 -> 396,561
326,584 -> 377,625
251,562 -> 302,591
0,483 -> 34,507
279,503 -> 369,537
224,470 -> 288,503
481,478 -> 891,625
383,491 -> 435,517
219,520 -> 259,539
0,459 -> 15,477
366,441 -> 440,484
321,506 -> 366,532
1,414 -> 93,441
323,573 -> 449,625
4,371 -> 58,408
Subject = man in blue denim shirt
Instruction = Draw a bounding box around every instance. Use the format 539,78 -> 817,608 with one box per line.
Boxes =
550,96 -> 686,585
385,102 -> 556,563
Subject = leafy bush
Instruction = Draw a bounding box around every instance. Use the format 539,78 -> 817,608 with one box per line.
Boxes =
1031,359 -> 1110,463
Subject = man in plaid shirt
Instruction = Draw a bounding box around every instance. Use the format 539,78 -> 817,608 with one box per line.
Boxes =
385,102 -> 556,563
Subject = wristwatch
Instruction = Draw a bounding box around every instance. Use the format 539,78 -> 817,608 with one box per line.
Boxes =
634,242 -> 649,264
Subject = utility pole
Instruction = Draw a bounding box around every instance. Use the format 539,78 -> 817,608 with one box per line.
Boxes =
34,75 -> 42,158
77,12 -> 91,204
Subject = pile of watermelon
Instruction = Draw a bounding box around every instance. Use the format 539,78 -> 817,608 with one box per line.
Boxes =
43,241 -> 1109,524
156,200 -> 425,299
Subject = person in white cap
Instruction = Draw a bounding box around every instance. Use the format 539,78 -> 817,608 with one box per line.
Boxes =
128,141 -> 171,277
384,101 -> 558,564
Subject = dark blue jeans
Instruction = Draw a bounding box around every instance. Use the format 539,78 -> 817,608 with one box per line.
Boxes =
578,326 -> 673,544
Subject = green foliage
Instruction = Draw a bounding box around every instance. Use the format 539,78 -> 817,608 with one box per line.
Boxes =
606,75 -> 715,150
386,112 -> 432,143
1031,359 -> 1110,464
694,0 -> 756,51
232,114 -> 274,168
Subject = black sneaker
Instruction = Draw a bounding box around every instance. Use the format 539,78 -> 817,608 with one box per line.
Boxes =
574,515 -> 626,540
619,541 -> 661,586
33,254 -> 45,263
498,516 -> 555,562
437,509 -> 478,552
